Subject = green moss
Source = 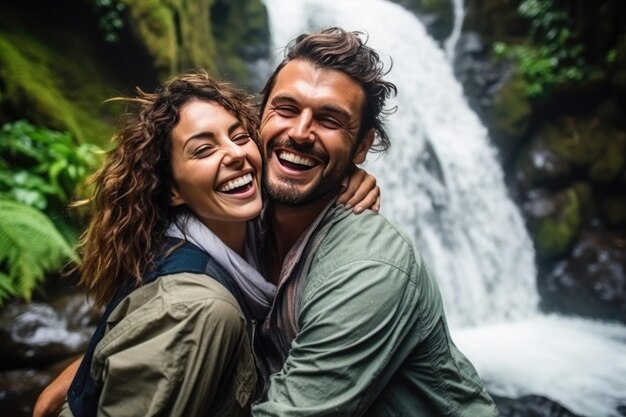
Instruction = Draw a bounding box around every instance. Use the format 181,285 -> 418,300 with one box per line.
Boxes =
488,71 -> 534,156
533,187 -> 581,260
115,0 -> 269,85
210,0 -> 270,87
541,118 -> 610,168
0,34 -> 114,144
589,137 -> 625,184
121,0 -> 217,80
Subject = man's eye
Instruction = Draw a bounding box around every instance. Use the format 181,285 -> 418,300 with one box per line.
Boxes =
319,117 -> 342,129
233,134 -> 251,145
274,106 -> 298,117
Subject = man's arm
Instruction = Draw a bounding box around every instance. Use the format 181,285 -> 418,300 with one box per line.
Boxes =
33,357 -> 82,417
252,259 -> 421,416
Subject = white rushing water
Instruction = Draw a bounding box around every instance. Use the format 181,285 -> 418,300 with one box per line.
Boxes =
261,0 -> 626,416
444,0 -> 465,61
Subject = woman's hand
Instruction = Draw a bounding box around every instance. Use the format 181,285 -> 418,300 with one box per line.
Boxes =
338,167 -> 380,214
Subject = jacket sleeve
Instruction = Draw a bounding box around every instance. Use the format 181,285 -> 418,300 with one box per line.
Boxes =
93,273 -> 255,417
252,259 -> 423,417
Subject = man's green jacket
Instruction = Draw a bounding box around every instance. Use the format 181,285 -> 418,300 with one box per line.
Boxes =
252,204 -> 499,416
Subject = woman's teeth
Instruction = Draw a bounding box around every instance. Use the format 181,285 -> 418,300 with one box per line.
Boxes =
219,173 -> 253,192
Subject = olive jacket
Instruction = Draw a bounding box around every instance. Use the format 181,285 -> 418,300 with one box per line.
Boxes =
251,204 -> 499,417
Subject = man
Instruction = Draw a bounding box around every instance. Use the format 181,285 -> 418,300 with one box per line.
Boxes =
248,27 -> 498,416
34,27 -> 498,417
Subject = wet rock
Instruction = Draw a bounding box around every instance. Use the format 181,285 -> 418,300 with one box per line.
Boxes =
0,356 -> 78,417
523,187 -> 584,261
539,118 -> 611,170
540,231 -> 626,323
0,295 -> 94,370
600,194 -> 626,227
0,369 -> 51,417
492,394 -> 583,417
453,33 -> 534,165
485,70 -> 534,163
515,146 -> 572,192
589,139 -> 626,185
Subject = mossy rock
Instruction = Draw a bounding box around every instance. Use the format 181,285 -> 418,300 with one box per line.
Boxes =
514,143 -> 571,192
539,118 -> 611,169
120,0 -> 269,87
589,135 -> 626,184
600,194 -> 626,227
487,70 -> 534,161
211,0 -> 270,87
120,0 -> 216,79
525,186 -> 583,260
0,32 -> 115,144
463,0 -> 527,41
610,34 -> 626,107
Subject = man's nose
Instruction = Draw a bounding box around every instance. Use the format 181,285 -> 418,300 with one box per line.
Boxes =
288,109 -> 314,143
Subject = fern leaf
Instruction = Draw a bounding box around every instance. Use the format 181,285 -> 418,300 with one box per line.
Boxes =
0,198 -> 79,304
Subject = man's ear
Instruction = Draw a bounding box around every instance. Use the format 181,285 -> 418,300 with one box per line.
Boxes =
169,186 -> 185,207
352,129 -> 375,164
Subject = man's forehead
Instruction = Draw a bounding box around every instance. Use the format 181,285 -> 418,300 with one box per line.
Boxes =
269,60 -> 365,113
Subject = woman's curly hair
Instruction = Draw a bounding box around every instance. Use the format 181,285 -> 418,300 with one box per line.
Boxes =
77,72 -> 260,307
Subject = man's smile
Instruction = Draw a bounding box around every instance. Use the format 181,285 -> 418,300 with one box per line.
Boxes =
277,150 -> 318,170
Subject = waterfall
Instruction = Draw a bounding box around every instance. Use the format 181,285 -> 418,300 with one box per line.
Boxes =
445,0 -> 465,61
261,0 -> 626,416
262,0 -> 537,327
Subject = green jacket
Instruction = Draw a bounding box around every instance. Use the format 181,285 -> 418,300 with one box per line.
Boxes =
252,204 -> 499,416
59,272 -> 257,417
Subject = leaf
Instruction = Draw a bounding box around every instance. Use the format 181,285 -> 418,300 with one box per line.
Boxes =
0,198 -> 79,305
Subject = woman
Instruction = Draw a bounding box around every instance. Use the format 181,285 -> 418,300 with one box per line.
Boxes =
35,72 -> 378,417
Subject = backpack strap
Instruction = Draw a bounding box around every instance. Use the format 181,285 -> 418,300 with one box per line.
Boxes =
68,237 -> 252,417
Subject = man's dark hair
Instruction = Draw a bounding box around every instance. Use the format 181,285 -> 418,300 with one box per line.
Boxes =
261,27 -> 397,153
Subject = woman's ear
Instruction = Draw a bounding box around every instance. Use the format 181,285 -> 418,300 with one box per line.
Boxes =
352,129 -> 375,164
169,186 -> 185,207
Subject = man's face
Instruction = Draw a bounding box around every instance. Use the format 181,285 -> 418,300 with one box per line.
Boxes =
259,60 -> 372,206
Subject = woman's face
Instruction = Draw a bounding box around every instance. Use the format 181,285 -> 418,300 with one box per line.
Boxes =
169,99 -> 263,232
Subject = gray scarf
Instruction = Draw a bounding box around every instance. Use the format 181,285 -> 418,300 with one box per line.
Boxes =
165,213 -> 276,320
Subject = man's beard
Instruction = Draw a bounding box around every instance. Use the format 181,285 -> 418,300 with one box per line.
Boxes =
262,138 -> 353,207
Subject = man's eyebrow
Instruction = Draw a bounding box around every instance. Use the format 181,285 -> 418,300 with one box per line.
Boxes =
182,121 -> 242,151
270,95 -> 351,119
269,94 -> 298,106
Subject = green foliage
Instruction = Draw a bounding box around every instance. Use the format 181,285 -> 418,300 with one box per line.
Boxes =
493,0 -> 588,98
0,34 -> 116,144
0,199 -> 79,305
93,0 -> 127,43
0,120 -> 102,210
0,121 -> 102,304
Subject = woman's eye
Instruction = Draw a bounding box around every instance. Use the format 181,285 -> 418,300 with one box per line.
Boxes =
233,134 -> 251,145
192,145 -> 213,157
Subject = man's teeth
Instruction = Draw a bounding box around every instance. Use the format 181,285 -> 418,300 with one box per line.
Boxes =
278,151 -> 315,167
219,173 -> 253,192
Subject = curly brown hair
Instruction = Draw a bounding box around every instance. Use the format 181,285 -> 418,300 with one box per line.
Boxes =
261,27 -> 397,153
77,72 -> 260,307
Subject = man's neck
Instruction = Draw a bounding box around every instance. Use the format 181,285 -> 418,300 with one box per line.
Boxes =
265,194 -> 334,284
